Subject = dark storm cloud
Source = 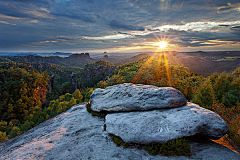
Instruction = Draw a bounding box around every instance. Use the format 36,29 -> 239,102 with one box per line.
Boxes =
0,0 -> 53,6
230,26 -> 240,35
217,2 -> 240,13
230,26 -> 240,30
109,20 -> 145,31
51,13 -> 96,23
0,0 -> 240,51
117,31 -> 132,35
219,25 -> 230,27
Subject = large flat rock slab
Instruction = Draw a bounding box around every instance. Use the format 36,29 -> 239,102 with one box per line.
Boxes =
0,103 -> 238,159
105,102 -> 228,144
90,83 -> 187,112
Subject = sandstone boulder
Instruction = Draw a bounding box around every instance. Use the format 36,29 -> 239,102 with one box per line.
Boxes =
105,102 -> 228,144
0,103 -> 238,159
90,83 -> 187,112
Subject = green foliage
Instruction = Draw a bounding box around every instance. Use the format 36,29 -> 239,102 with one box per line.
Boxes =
0,131 -> 8,142
8,126 -> 20,139
0,67 -> 49,122
100,56 -> 194,88
78,60 -> 115,88
192,78 -> 215,108
73,89 -> 83,100
98,57 -> 240,145
0,61 -> 83,102
145,138 -> 191,157
20,120 -> 34,133
83,88 -> 94,102
210,102 -> 240,145
0,120 -> 8,132
192,71 -> 240,108
46,89 -> 83,118
0,88 -> 84,142
111,135 -> 191,157
86,102 -> 107,118
96,81 -> 107,89
111,135 -> 123,147
1,55 -> 240,146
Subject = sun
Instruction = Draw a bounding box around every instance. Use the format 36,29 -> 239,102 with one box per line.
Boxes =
158,41 -> 168,49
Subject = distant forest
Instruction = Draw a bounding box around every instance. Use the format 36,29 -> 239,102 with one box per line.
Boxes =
0,53 -> 239,147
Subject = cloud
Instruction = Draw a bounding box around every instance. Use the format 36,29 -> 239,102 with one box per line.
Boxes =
230,26 -> 240,35
83,34 -> 131,40
30,20 -> 39,23
0,2 -> 50,20
219,25 -> 230,27
51,13 -> 96,23
2,0 -> 53,7
0,0 -> 240,52
0,20 -> 16,25
0,14 -> 22,19
109,20 -> 145,31
217,2 -> 240,13
230,26 -> 240,30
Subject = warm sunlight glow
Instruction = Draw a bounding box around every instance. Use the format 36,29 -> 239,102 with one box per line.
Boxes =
152,38 -> 170,51
158,41 -> 168,49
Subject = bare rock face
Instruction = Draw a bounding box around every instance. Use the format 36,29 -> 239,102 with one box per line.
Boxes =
90,83 -> 187,112
105,102 -> 228,144
0,103 -> 238,160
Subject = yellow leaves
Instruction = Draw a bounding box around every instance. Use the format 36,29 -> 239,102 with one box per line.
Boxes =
46,114 -> 50,120
210,102 -> 240,144
73,89 -> 83,100
0,131 -> 8,142
0,120 -> 8,130
8,104 -> 14,113
29,114 -> 34,120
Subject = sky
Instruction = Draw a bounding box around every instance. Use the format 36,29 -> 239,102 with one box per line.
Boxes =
0,0 -> 240,53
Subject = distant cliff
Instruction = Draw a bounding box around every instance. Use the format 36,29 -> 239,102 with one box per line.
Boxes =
0,53 -> 96,68
78,60 -> 115,88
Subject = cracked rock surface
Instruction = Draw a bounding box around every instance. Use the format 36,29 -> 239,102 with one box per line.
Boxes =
0,103 -> 239,160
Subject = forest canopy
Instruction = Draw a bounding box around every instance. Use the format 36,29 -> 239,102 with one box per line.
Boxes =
0,55 -> 239,145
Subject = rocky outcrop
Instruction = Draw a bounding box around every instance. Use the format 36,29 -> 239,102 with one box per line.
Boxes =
0,103 -> 239,160
91,83 -> 228,144
67,53 -> 90,60
90,83 -> 187,112
49,75 -> 54,93
71,72 -> 77,90
0,83 -> 237,159
106,102 -> 228,144
84,60 -> 115,80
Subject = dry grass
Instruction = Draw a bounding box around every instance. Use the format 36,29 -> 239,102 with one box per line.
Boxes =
210,102 -> 240,146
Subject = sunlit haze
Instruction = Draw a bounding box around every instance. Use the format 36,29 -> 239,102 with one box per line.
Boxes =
158,41 -> 168,50
0,0 -> 240,53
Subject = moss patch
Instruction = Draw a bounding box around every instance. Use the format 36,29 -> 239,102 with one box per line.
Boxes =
145,138 -> 191,156
111,135 -> 191,157
86,102 -> 107,118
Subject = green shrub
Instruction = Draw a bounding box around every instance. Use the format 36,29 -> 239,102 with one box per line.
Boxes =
0,131 -> 8,142
8,126 -> 20,139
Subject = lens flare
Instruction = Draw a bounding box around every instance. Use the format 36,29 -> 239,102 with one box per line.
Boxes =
158,41 -> 168,49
